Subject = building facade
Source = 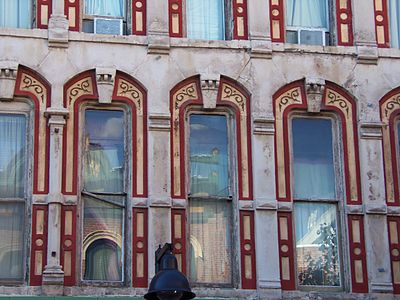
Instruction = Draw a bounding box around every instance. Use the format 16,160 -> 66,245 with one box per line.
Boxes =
1,0 -> 400,299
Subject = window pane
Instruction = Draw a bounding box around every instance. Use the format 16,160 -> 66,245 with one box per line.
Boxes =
187,0 -> 225,40
84,110 -> 125,193
0,202 -> 24,280
295,202 -> 341,287
286,0 -> 328,28
389,0 -> 400,47
85,0 -> 124,17
0,114 -> 26,198
83,197 -> 123,281
0,0 -> 31,28
189,199 -> 232,284
189,115 -> 229,197
292,118 -> 335,199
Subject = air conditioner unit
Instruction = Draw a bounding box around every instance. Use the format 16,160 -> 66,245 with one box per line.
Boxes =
94,17 -> 123,35
299,29 -> 326,46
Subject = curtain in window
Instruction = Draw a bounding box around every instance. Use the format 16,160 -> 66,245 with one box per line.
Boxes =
389,0 -> 400,47
0,202 -> 24,280
189,199 -> 232,284
83,197 -> 123,281
292,118 -> 335,200
286,0 -> 328,28
85,0 -> 124,17
0,115 -> 26,198
189,115 -> 229,197
84,110 -> 124,193
294,202 -> 341,286
186,0 -> 225,40
0,0 -> 31,28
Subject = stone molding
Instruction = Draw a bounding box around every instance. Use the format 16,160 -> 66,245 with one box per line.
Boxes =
356,41 -> 378,65
149,113 -> 171,131
96,67 -> 116,104
360,122 -> 383,139
48,14 -> 69,48
305,77 -> 325,113
0,61 -> 18,100
255,198 -> 278,210
200,74 -> 219,109
253,117 -> 275,135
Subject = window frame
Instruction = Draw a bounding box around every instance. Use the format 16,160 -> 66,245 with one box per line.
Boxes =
185,107 -> 239,288
78,103 -> 132,286
288,112 -> 348,292
0,99 -> 33,284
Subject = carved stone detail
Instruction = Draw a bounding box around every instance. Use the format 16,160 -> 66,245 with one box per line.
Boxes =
305,78 -> 325,113
201,77 -> 219,109
96,68 -> 116,104
0,61 -> 18,100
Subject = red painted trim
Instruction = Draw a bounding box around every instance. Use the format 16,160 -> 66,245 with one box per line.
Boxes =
14,66 -> 51,195
132,0 -> 146,35
171,208 -> 187,275
168,0 -> 183,37
374,0 -> 390,48
36,0 -> 52,29
62,70 -> 98,195
269,0 -> 285,43
387,216 -> 400,293
233,0 -> 248,40
60,205 -> 77,286
348,215 -> 368,293
239,210 -> 256,289
64,0 -> 80,31
336,0 -> 354,46
379,87 -> 400,206
113,71 -> 148,197
30,204 -> 48,286
132,208 -> 148,287
277,212 -> 295,290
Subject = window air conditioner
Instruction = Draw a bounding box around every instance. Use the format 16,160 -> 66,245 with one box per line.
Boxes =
94,17 -> 123,35
298,29 -> 326,46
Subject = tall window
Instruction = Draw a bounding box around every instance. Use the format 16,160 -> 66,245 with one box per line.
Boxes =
0,0 -> 31,28
186,0 -> 226,40
389,0 -> 400,47
188,114 -> 233,285
82,109 -> 126,282
285,0 -> 330,45
0,114 -> 27,281
291,117 -> 342,288
83,0 -> 125,34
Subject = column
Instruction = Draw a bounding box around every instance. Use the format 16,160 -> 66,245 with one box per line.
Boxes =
248,0 -> 272,58
48,0 -> 69,47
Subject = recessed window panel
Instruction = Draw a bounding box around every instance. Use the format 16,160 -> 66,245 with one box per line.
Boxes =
189,114 -> 229,197
292,118 -> 335,200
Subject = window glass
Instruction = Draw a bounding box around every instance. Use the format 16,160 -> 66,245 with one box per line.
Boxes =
83,197 -> 123,281
292,118 -> 335,200
186,0 -> 225,40
189,198 -> 232,284
389,0 -> 400,47
85,0 -> 124,17
84,110 -> 125,193
0,0 -> 31,29
294,202 -> 341,287
189,114 -> 229,197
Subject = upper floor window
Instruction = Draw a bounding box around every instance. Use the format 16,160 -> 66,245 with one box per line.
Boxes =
82,109 -> 126,282
291,117 -> 342,288
188,113 -> 234,285
83,0 -> 126,34
285,0 -> 330,46
0,0 -> 31,29
389,0 -> 400,47
0,112 -> 28,282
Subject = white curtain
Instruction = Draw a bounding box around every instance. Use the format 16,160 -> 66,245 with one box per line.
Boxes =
85,0 -> 124,17
389,0 -> 400,47
0,115 -> 26,198
0,203 -> 24,280
286,0 -> 328,28
186,0 -> 225,40
0,0 -> 31,29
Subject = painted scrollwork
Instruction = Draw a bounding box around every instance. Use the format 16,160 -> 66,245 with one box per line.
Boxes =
175,84 -> 197,109
327,90 -> 349,117
221,84 -> 245,111
278,89 -> 301,112
117,79 -> 142,112
384,94 -> 400,119
68,78 -> 92,105
21,74 -> 45,104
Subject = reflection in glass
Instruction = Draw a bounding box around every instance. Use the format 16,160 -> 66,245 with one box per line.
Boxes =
295,202 -> 341,287
0,0 -> 31,29
189,199 -> 232,284
83,197 -> 123,281
189,115 -> 229,197
286,0 -> 328,29
292,118 -> 335,200
85,0 -> 124,17
84,110 -> 125,193
389,0 -> 400,48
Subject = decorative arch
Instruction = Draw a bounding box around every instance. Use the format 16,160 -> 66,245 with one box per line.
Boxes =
273,80 -> 368,293
170,75 -> 256,289
62,69 -> 148,197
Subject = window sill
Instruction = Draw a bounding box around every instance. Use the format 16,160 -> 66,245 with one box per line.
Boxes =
0,27 -> 47,39
69,31 -> 148,46
170,37 -> 251,50
272,42 -> 357,57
